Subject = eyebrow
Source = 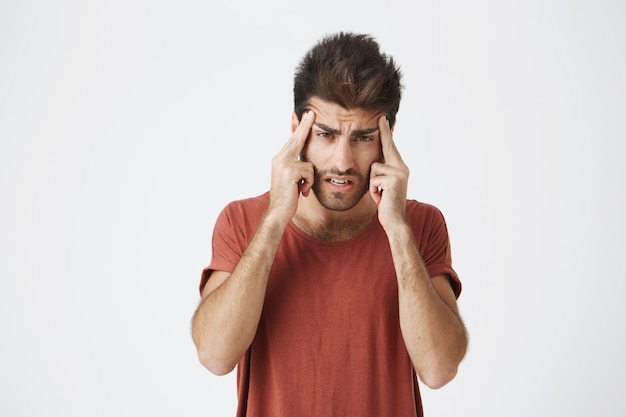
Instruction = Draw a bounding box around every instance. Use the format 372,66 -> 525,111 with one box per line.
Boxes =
314,123 -> 379,137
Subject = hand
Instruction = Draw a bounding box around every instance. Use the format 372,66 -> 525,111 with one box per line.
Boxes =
267,111 -> 316,224
369,116 -> 410,232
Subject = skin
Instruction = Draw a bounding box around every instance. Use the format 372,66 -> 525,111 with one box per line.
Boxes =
191,96 -> 467,389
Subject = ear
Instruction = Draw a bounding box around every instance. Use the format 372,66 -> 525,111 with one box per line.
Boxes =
291,112 -> 299,133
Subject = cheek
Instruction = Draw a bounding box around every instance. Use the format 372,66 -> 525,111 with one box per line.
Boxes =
301,138 -> 329,162
360,147 -> 383,166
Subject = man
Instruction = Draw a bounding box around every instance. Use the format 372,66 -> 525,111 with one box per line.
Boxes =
192,32 -> 467,416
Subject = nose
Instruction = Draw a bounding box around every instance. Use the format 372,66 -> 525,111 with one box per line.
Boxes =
331,139 -> 355,172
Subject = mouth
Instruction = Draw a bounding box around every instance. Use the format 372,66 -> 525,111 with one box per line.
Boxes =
327,178 -> 353,187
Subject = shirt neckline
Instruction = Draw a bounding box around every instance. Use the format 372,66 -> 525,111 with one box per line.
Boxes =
285,215 -> 382,248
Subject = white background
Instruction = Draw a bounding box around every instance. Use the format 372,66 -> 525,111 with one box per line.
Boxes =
1,0 -> 625,416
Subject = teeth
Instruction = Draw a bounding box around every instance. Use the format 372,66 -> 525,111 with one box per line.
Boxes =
330,179 -> 348,186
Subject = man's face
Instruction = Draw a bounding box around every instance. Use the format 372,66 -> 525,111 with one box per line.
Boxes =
297,97 -> 384,212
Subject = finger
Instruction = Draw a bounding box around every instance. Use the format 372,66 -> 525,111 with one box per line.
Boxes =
287,111 -> 315,158
369,163 -> 385,204
369,161 -> 408,203
297,163 -> 315,197
369,179 -> 382,205
370,161 -> 400,178
378,115 -> 403,165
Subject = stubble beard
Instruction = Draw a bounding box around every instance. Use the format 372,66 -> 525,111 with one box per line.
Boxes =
309,166 -> 370,212
300,151 -> 383,212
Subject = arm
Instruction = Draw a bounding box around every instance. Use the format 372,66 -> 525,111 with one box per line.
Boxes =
191,111 -> 316,375
369,116 -> 467,389
388,227 -> 467,389
191,215 -> 288,375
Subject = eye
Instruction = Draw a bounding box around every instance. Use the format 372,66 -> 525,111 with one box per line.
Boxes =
355,135 -> 373,142
317,131 -> 333,139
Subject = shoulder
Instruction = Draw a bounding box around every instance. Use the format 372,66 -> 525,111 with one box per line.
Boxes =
404,199 -> 452,241
216,192 -> 269,233
405,199 -> 447,225
222,192 -> 269,216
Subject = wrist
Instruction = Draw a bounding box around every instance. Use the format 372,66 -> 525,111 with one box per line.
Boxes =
261,206 -> 292,232
383,219 -> 413,243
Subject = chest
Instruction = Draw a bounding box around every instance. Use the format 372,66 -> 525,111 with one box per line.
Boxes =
262,232 -> 399,342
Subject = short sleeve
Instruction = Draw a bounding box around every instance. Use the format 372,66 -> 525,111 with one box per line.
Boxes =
408,202 -> 461,298
198,193 -> 269,294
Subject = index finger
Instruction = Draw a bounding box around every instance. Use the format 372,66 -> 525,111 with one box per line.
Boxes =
378,115 -> 403,164
287,110 -> 316,158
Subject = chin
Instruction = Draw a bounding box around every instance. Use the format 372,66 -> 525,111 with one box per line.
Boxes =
315,190 -> 368,212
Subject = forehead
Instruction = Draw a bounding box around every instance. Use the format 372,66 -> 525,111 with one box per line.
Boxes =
308,96 -> 382,128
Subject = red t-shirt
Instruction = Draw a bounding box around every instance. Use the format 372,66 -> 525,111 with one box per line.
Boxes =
201,192 -> 460,417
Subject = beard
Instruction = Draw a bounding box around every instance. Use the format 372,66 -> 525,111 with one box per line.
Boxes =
308,165 -> 370,211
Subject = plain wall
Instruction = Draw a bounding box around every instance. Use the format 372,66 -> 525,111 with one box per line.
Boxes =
1,0 -> 625,415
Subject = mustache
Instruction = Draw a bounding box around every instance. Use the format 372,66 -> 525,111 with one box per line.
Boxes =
320,168 -> 360,177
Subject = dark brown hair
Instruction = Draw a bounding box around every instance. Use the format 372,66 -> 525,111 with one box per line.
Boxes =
294,32 -> 403,127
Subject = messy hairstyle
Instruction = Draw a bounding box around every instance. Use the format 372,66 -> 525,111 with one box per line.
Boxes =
293,32 -> 403,127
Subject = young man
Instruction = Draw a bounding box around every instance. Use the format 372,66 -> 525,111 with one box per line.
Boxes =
192,32 -> 467,416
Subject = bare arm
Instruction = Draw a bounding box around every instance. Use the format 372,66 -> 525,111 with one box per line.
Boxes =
370,116 -> 467,388
191,213 -> 289,375
388,226 -> 467,389
191,111 -> 316,375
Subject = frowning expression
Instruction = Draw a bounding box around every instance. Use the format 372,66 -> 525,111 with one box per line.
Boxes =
299,97 -> 383,211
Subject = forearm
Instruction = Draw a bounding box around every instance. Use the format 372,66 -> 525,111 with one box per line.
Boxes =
387,224 -> 467,389
193,111 -> 316,374
192,211 -> 288,375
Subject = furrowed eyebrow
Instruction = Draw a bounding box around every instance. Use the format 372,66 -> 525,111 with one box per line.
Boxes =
351,127 -> 379,137
314,123 -> 379,137
314,123 -> 341,135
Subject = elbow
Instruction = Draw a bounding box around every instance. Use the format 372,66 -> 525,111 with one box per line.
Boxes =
418,364 -> 459,389
197,349 -> 237,376
192,326 -> 239,376
205,362 -> 237,377
416,343 -> 467,389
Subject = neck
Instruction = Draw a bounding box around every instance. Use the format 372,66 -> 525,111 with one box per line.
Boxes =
292,193 -> 378,242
